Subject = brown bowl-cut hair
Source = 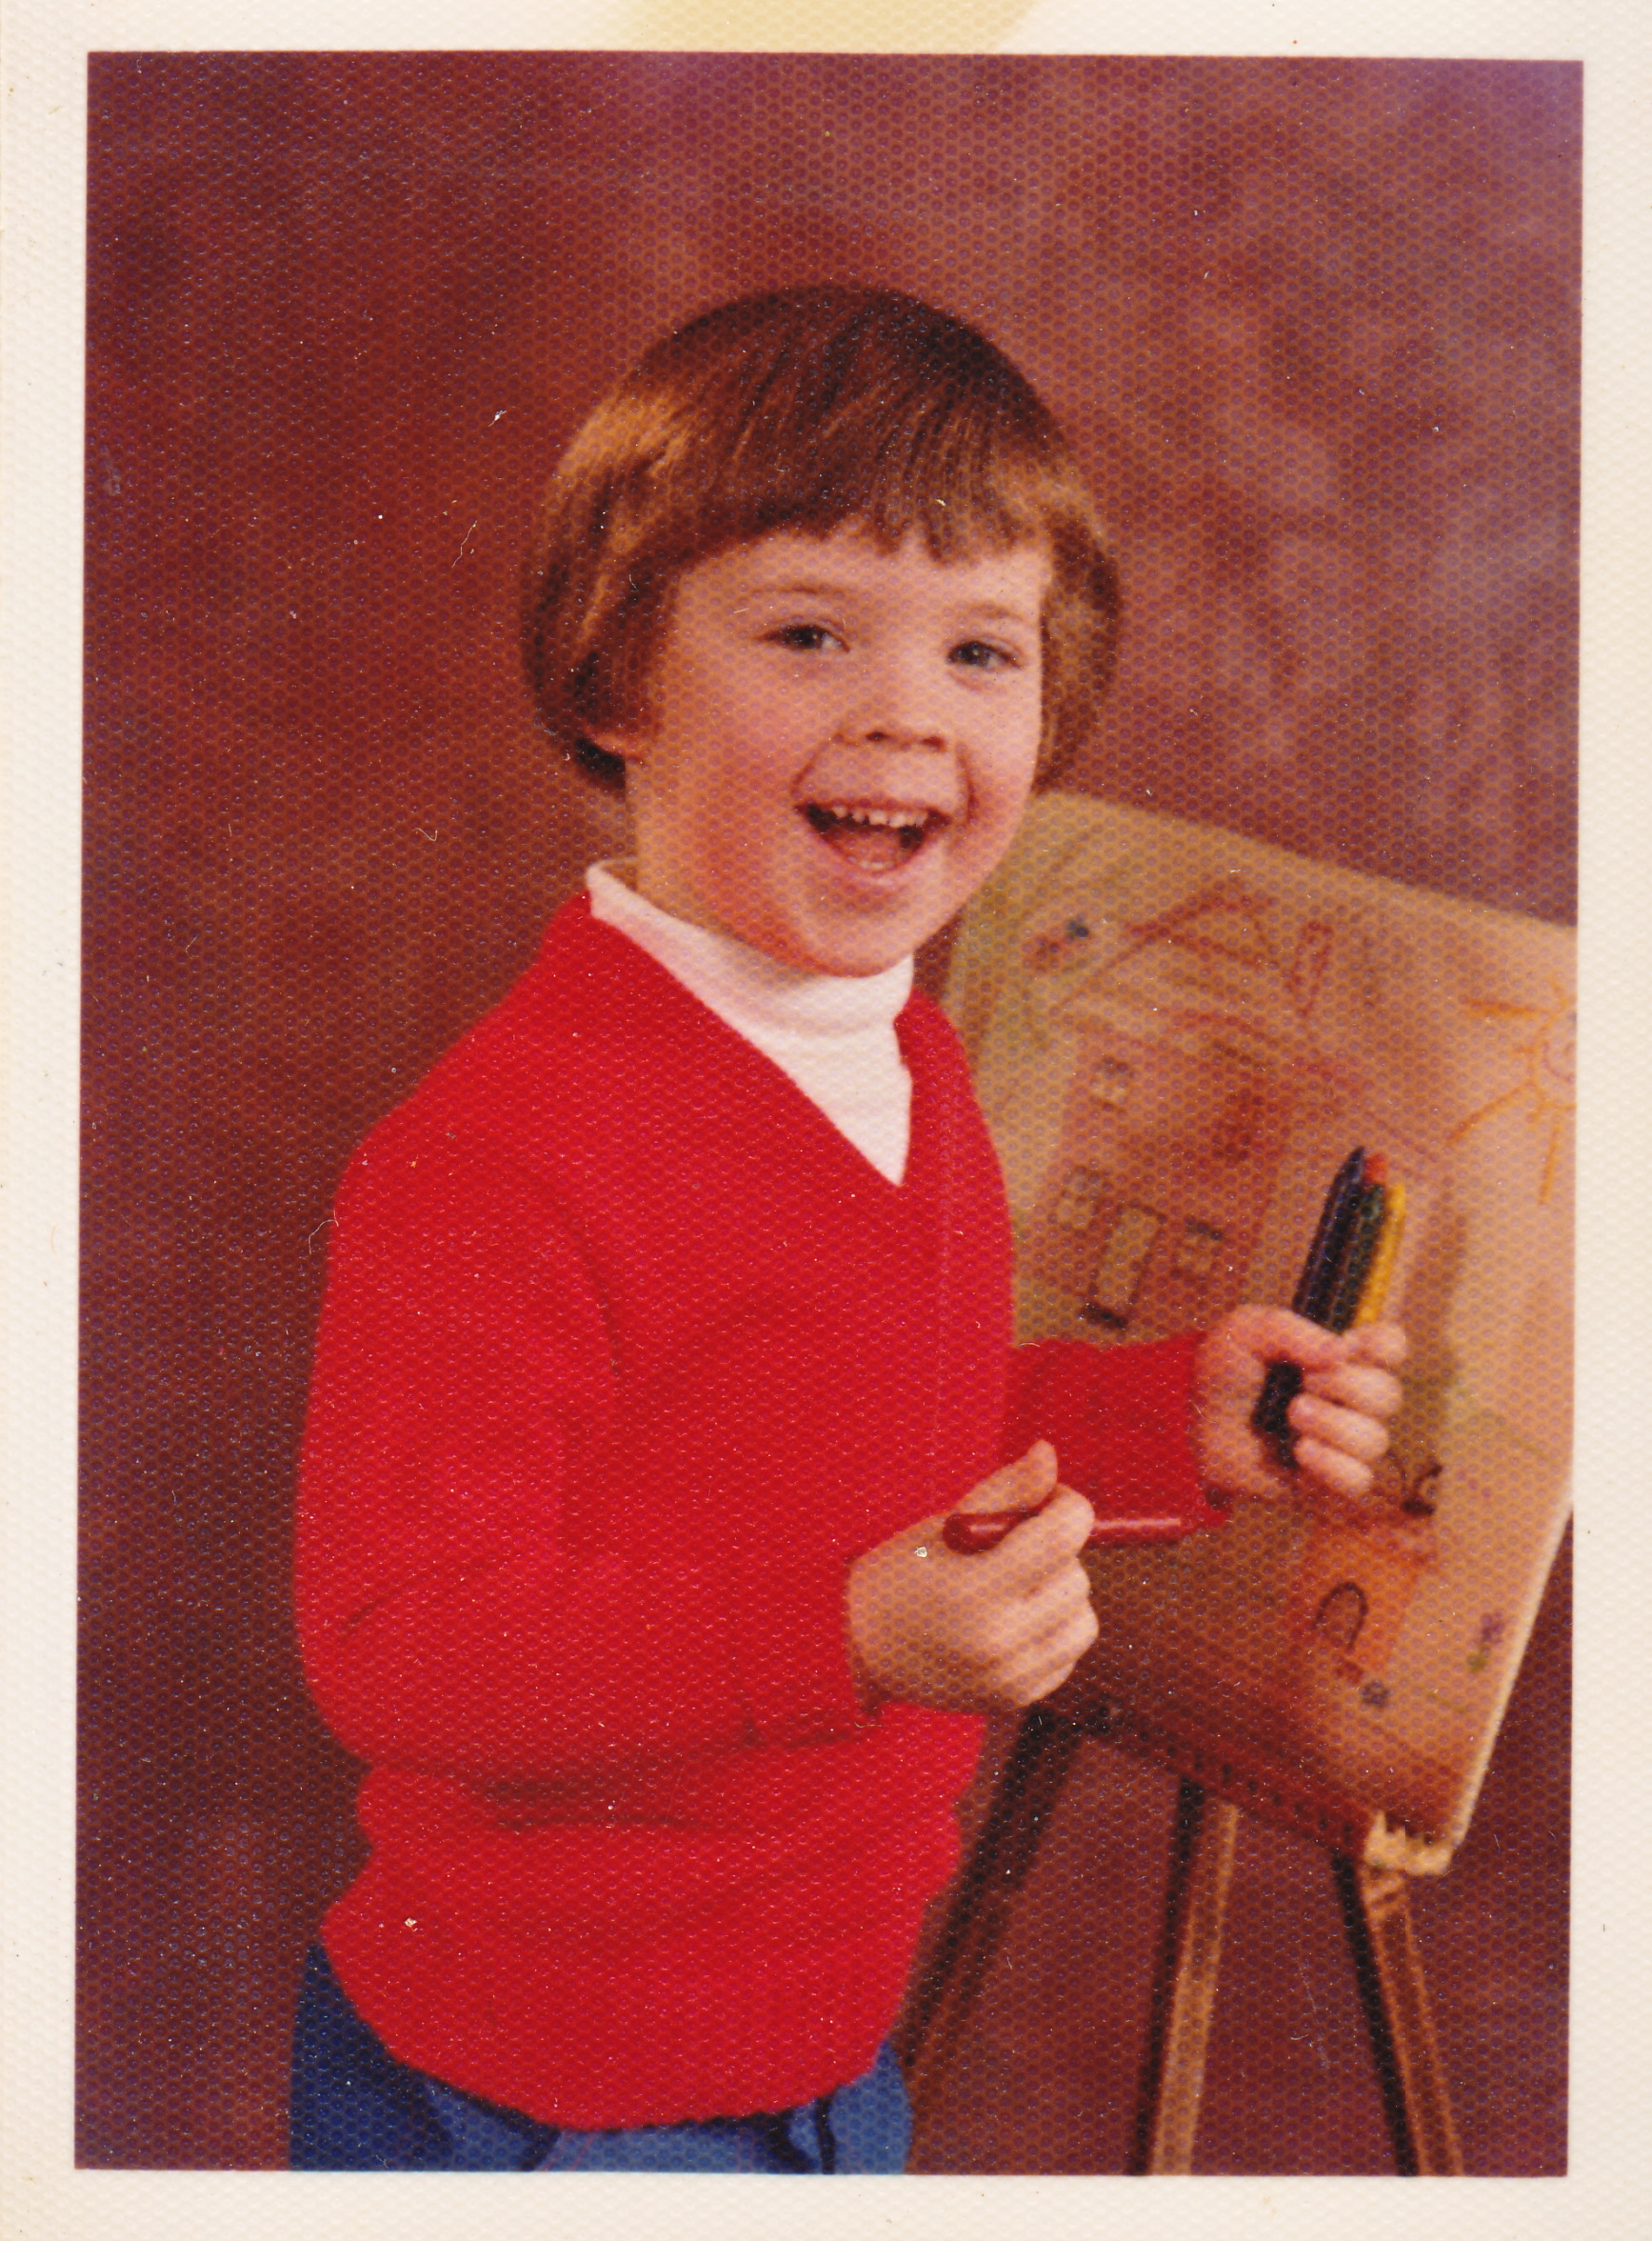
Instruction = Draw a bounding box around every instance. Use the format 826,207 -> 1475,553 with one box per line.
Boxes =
522,286 -> 1119,793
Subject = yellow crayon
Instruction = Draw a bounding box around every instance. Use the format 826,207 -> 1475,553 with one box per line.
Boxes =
1353,1178 -> 1406,1324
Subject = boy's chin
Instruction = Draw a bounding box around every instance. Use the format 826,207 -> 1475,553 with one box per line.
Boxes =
766,909 -> 935,978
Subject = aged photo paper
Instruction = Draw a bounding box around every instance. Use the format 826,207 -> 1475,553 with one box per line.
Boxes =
4,1 -> 1647,2236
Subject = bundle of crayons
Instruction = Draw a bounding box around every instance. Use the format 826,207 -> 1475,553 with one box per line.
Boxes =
1250,1145 -> 1406,1458
942,1145 -> 1406,1555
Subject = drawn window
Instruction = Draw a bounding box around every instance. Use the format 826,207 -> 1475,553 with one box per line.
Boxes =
1081,1204 -> 1162,1329
1088,1056 -> 1134,1111
1314,1582 -> 1368,1652
1211,1087 -> 1264,1163
1171,1219 -> 1224,1284
1051,1167 -> 1106,1233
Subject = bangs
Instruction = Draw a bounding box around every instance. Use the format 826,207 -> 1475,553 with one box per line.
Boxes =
637,290 -> 1078,566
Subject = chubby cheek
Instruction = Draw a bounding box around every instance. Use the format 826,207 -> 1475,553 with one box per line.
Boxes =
963,764 -> 1038,879
699,772 -> 803,905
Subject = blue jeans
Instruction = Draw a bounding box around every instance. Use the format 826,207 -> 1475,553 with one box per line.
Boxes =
289,1945 -> 911,2171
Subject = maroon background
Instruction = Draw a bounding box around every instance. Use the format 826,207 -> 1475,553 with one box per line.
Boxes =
81,52 -> 1577,2170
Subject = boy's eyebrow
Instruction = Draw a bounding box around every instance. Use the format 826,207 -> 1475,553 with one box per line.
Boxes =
730,579 -> 1043,627
955,599 -> 1043,628
730,577 -> 853,605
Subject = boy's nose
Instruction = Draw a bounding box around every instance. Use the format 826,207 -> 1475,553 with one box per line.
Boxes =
841,660 -> 949,750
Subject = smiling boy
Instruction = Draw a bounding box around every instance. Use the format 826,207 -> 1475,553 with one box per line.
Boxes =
291,289 -> 1403,2171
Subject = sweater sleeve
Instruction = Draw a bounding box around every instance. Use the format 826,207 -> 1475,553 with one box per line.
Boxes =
294,1131 -> 843,1787
1003,1332 -> 1230,1532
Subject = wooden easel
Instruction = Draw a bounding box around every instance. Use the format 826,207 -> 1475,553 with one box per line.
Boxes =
897,1699 -> 1463,2174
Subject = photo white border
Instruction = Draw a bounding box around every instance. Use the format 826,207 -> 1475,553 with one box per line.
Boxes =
5,4 -> 1646,2235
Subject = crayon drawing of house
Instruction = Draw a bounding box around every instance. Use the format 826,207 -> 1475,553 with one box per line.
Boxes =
1021,1025 -> 1297,1341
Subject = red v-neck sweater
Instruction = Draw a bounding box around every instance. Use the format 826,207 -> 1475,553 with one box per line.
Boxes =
295,896 -> 1224,2129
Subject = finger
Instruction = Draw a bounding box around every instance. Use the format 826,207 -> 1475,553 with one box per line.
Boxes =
1343,1319 -> 1408,1371
984,1572 -> 1092,1664
1287,1391 -> 1392,1466
1291,1434 -> 1381,1505
1301,1360 -> 1405,1421
952,1553 -> 1090,1694
1027,1599 -> 1101,1698
987,1487 -> 1097,1585
1024,1587 -> 1100,1672
998,1595 -> 1099,1705
1012,1543 -> 1097,1623
1229,1304 -> 1355,1376
949,1440 -> 1060,1516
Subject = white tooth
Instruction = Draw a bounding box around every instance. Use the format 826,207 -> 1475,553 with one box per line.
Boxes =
812,802 -> 940,830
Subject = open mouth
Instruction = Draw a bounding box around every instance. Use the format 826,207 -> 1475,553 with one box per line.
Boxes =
802,801 -> 948,872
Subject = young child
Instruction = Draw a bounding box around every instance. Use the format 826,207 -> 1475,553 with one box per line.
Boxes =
290,287 -> 1405,2172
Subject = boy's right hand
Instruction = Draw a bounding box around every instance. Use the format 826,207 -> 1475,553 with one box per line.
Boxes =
845,1443 -> 1099,1717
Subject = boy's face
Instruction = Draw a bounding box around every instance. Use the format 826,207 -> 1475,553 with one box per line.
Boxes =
594,524 -> 1049,977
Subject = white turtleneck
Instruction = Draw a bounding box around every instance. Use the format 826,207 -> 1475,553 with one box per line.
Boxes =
586,862 -> 913,1186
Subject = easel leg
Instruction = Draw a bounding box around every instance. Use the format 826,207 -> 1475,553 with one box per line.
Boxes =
1128,1781 -> 1240,2173
898,1704 -> 1085,2145
1333,1856 -> 1464,2174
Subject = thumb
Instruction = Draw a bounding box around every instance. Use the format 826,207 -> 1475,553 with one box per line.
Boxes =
951,1440 -> 1060,1514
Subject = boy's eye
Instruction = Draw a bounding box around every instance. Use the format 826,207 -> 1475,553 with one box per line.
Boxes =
950,638 -> 1021,671
768,623 -> 840,653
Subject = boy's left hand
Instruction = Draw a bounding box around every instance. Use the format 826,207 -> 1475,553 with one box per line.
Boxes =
1192,1306 -> 1407,1511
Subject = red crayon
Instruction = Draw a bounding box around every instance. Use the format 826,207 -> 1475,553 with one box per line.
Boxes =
941,1502 -> 1194,1555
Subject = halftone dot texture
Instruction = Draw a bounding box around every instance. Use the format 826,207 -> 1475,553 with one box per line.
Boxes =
82,53 -> 1573,2172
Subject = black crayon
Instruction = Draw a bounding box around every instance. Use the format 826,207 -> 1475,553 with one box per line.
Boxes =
1292,1144 -> 1368,1319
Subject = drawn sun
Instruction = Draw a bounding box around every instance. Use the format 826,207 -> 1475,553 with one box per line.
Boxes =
1447,980 -> 1575,1203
